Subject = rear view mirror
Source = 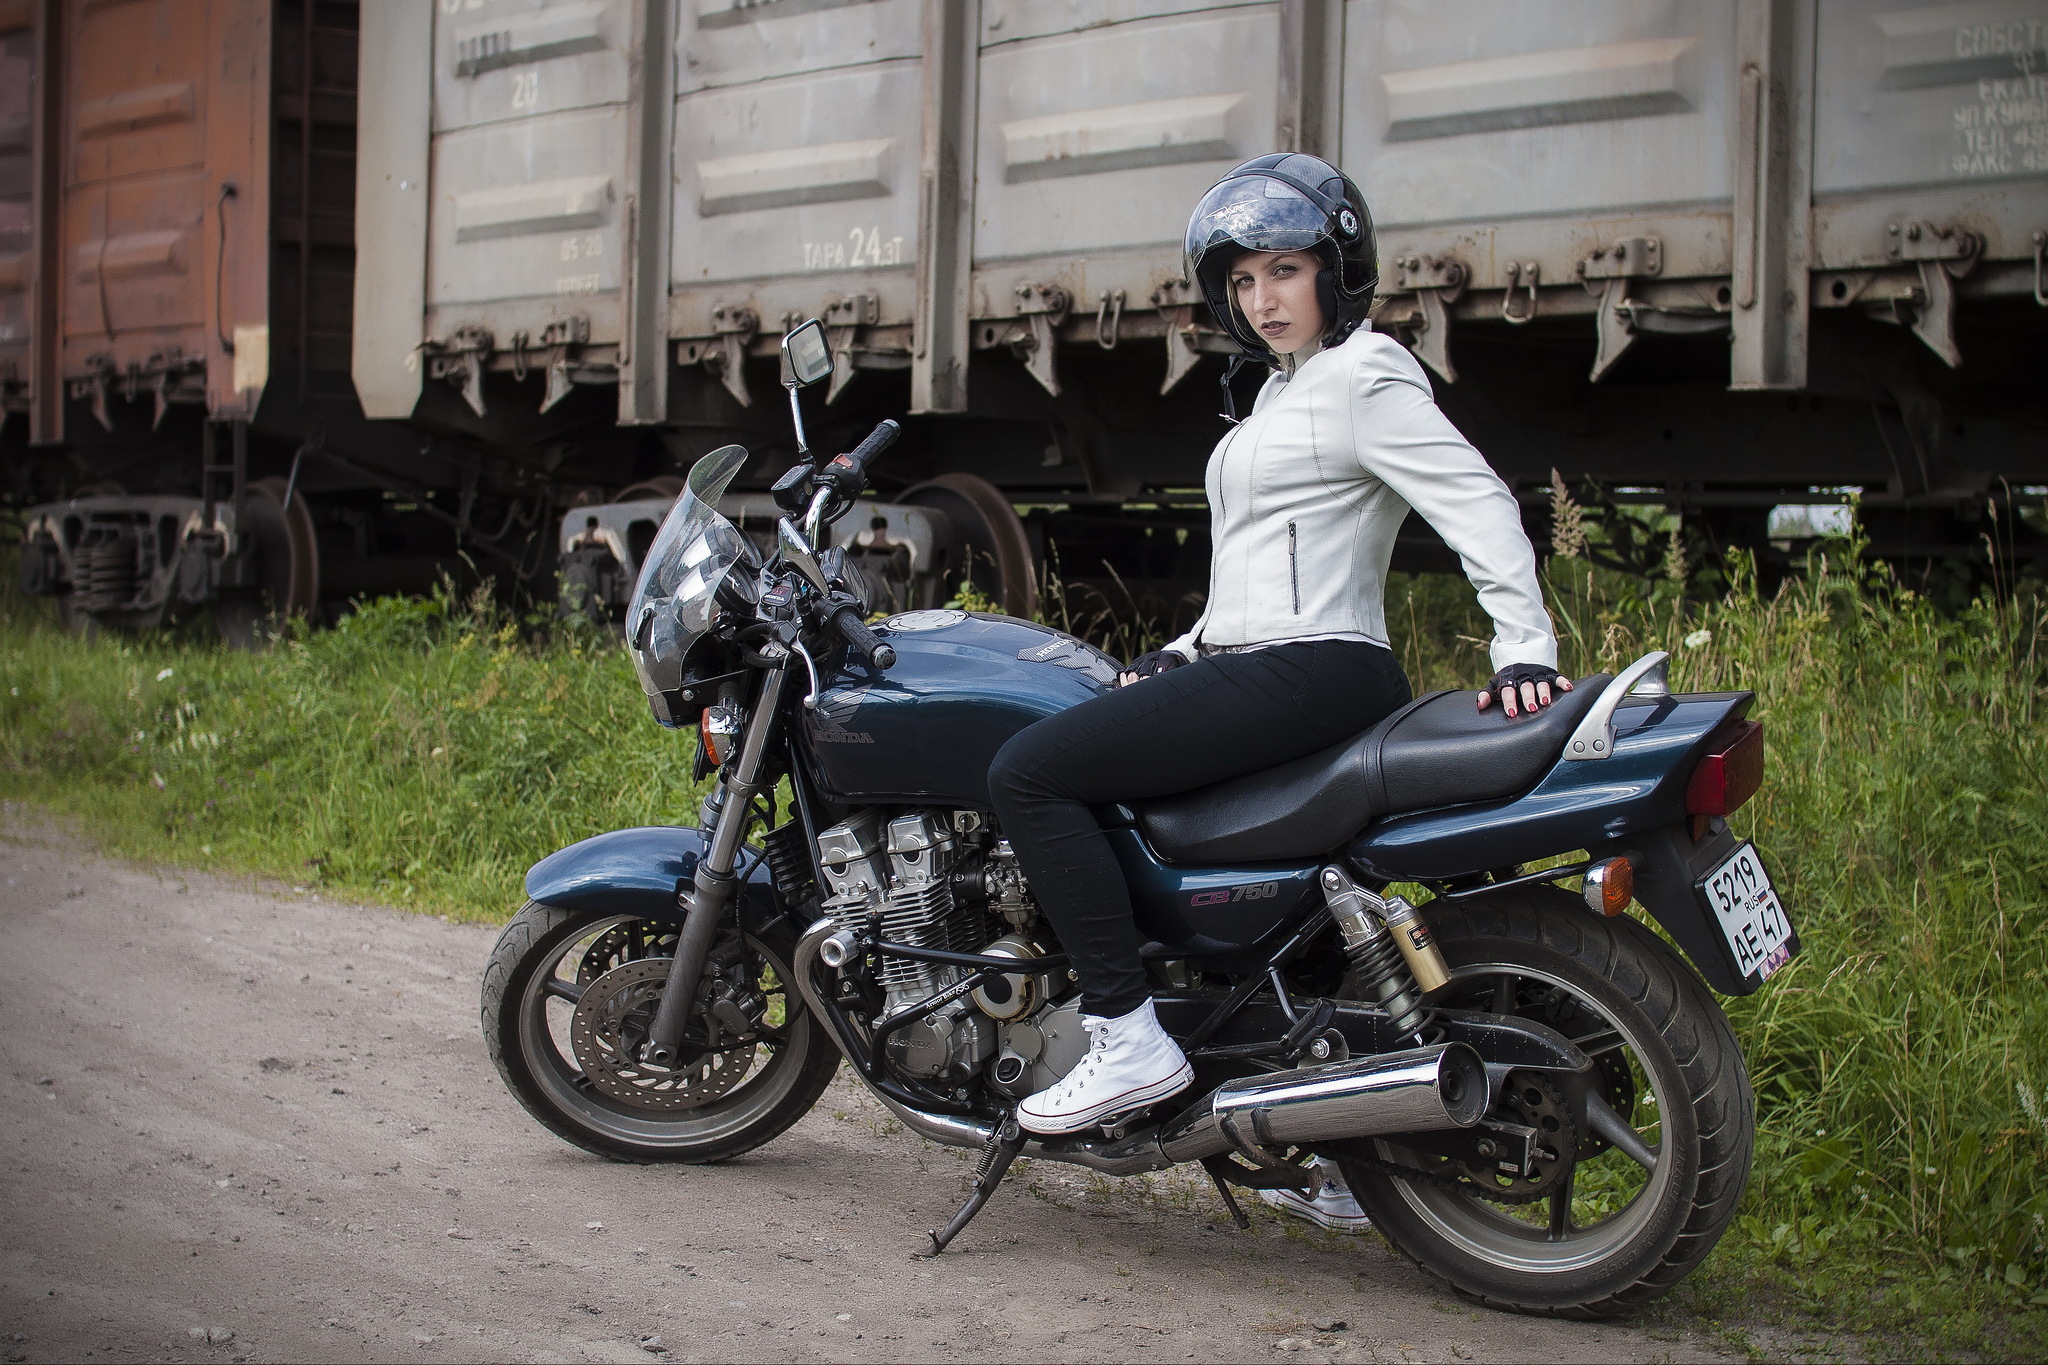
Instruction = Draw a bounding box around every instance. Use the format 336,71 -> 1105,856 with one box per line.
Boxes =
782,319 -> 832,389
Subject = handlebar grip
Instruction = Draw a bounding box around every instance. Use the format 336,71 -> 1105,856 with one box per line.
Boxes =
829,604 -> 896,670
819,419 -> 901,499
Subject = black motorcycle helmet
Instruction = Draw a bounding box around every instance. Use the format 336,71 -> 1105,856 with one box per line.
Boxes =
1184,153 -> 1378,357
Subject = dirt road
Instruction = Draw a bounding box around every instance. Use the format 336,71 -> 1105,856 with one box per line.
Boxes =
0,810 -> 1741,1364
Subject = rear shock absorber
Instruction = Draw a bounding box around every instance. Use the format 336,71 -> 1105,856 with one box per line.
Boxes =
1318,866 -> 1450,1041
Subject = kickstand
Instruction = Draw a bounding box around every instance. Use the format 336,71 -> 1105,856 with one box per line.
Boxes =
922,1114 -> 1026,1256
1206,1165 -> 1252,1230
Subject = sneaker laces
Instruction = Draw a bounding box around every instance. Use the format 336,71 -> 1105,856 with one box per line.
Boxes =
1061,1020 -> 1112,1092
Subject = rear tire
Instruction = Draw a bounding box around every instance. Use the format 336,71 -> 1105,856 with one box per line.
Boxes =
483,900 -> 839,1164
1340,887 -> 1754,1318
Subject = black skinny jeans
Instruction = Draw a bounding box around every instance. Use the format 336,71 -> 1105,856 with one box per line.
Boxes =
987,639 -> 1411,1018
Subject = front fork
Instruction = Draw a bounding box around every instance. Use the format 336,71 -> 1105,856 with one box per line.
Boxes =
640,660 -> 791,1066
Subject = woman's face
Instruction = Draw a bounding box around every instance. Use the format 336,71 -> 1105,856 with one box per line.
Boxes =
1230,249 -> 1325,355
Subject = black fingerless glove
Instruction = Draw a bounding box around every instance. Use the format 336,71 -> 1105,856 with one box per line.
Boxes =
1486,662 -> 1564,694
1127,649 -> 1189,678
1485,662 -> 1567,716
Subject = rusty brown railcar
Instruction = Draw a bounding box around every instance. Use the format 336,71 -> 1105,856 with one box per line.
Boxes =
5,0 -> 626,638
8,0 -> 370,633
1,2 -> 34,421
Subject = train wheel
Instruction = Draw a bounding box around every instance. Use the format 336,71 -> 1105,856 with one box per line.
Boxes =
614,476 -> 686,505
215,476 -> 320,647
898,472 -> 1039,619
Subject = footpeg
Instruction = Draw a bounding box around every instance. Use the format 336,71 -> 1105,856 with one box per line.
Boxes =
1097,1109 -> 1148,1140
922,1113 -> 1026,1256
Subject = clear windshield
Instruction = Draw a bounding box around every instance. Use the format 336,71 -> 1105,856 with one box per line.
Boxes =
626,444 -> 758,708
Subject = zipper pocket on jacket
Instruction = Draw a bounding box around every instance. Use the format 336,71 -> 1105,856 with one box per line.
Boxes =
1287,520 -> 1300,613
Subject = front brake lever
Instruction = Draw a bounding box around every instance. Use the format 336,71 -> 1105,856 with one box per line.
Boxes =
791,636 -> 824,710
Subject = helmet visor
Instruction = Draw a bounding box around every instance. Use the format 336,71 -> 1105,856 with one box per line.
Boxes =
1184,176 -> 1330,270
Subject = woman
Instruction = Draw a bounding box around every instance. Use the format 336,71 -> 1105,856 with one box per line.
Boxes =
987,154 -> 1569,1138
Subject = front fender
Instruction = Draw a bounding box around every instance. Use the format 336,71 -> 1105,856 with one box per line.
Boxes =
523,825 -> 786,935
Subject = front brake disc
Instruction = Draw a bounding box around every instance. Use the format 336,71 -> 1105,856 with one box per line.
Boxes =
577,922 -> 681,984
569,958 -> 758,1112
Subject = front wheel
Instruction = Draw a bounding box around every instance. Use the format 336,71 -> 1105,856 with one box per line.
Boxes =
1339,887 -> 1755,1318
482,900 -> 839,1163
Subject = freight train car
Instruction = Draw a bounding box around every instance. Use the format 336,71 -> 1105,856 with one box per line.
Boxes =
3,0 -> 543,639
3,0 -> 729,639
9,0 -> 2048,639
345,0 -> 2048,608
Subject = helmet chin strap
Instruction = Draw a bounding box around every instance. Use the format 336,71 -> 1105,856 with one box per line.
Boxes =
1219,353 -> 1253,424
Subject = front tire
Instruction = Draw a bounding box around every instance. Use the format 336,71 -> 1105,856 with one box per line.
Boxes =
482,900 -> 839,1164
1340,887 -> 1754,1318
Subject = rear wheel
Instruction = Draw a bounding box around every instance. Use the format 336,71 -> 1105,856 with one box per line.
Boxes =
482,900 -> 839,1163
1339,887 -> 1753,1318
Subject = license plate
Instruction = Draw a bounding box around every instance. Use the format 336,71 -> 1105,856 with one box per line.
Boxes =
1698,842 -> 1797,983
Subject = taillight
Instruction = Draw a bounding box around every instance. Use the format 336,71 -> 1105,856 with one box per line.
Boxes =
1686,719 -> 1764,817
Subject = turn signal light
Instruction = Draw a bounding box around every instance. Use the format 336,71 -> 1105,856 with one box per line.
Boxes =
1686,720 -> 1765,817
1584,856 -> 1635,916
700,705 -> 743,765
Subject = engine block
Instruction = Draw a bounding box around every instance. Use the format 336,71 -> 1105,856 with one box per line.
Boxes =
815,808 -> 995,1079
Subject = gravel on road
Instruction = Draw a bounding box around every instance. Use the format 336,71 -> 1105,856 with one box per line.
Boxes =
0,810 -> 1741,1364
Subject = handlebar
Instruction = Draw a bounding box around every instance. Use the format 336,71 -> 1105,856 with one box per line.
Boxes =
817,419 -> 900,502
827,600 -> 896,670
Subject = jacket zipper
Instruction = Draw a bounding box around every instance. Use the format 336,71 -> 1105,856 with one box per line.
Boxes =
1287,520 -> 1300,613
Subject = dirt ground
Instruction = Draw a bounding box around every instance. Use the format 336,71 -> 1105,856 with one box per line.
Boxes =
0,810 -> 1748,1365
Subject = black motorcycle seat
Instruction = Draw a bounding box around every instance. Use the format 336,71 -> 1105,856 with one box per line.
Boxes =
1134,674 -> 1612,865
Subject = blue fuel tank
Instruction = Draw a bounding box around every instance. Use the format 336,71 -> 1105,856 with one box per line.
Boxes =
795,610 -> 1120,808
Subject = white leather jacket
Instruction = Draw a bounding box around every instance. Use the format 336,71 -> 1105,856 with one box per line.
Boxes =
1166,329 -> 1557,672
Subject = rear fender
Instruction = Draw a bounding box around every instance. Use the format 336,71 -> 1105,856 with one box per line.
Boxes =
1628,818 -> 1785,996
523,826 -> 788,937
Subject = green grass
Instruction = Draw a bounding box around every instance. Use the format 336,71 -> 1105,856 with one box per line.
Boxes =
0,587 -> 716,918
3,526 -> 2046,1357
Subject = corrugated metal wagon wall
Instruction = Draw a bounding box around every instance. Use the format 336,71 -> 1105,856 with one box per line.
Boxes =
356,0 -> 1328,428
0,3 -> 30,424
53,0 -> 274,433
1348,0 -> 2048,392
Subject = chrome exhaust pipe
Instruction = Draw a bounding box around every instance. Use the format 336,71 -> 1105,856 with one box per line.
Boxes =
795,920 -> 1486,1173
1158,1043 -> 1487,1165
887,1043 -> 1489,1174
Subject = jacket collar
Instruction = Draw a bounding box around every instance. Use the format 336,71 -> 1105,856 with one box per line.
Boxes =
1276,336 -> 1324,377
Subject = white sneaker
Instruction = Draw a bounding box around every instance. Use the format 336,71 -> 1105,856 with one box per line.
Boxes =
1016,999 -> 1194,1136
1258,1160 -> 1372,1234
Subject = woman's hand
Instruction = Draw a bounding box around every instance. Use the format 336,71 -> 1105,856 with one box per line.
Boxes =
1477,663 -> 1571,718
1117,649 -> 1188,688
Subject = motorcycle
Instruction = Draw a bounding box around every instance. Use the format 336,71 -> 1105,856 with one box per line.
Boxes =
482,319 -> 1798,1318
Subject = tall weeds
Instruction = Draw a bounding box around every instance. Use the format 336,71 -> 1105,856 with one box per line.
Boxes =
1384,501 -> 2048,1313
